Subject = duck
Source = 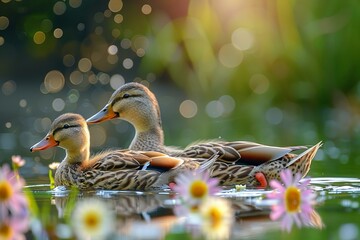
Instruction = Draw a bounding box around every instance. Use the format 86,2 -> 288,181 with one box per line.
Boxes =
86,82 -> 322,187
30,113 -> 217,191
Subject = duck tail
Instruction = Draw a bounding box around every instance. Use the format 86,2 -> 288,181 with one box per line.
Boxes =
285,141 -> 322,168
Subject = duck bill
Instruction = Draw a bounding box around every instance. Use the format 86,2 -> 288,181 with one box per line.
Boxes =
86,105 -> 118,124
30,135 -> 58,152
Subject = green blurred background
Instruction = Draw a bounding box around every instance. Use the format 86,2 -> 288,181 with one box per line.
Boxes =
0,0 -> 360,178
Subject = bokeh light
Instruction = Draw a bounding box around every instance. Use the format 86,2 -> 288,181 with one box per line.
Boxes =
123,58 -> 133,69
69,0 -> 82,8
218,44 -> 243,68
70,70 -> 84,85
19,99 -> 27,108
53,1 -> 66,15
114,14 -> 123,24
0,36 -> 4,46
0,16 -> 9,30
44,70 -> 65,93
110,74 -> 125,90
249,74 -> 270,94
1,80 -> 16,95
53,28 -> 63,38
89,125 -> 107,147
141,4 -> 152,15
108,45 -> 118,55
179,100 -> 198,118
33,31 -> 46,44
52,98 -> 65,112
78,58 -> 92,72
232,28 -> 254,51
108,0 -> 123,13
63,54 -> 75,67
206,100 -> 225,118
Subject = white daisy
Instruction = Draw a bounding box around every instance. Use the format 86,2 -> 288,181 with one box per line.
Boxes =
72,198 -> 114,240
199,197 -> 233,240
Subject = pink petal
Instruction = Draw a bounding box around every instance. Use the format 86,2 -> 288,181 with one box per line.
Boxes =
270,205 -> 285,220
269,180 -> 285,191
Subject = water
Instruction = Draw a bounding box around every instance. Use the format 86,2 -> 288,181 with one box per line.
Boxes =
24,177 -> 360,240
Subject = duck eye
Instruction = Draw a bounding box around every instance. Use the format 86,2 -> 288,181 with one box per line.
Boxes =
122,93 -> 130,99
63,124 -> 70,129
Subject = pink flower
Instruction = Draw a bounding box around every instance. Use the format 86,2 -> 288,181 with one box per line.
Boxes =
11,155 -> 26,168
0,210 -> 29,239
0,164 -> 28,220
173,170 -> 220,206
267,169 -> 316,232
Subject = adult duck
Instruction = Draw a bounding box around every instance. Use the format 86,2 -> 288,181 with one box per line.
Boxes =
86,83 -> 322,187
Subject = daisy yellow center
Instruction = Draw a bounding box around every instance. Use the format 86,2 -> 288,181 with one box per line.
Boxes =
285,186 -> 301,213
208,206 -> 222,228
190,180 -> 208,198
83,211 -> 101,230
0,181 -> 13,202
0,224 -> 12,239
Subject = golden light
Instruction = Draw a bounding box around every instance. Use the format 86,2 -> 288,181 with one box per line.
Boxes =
232,28 -> 255,51
0,36 -> 4,46
218,44 -> 243,68
44,70 -> 65,93
108,0 -> 123,13
179,100 -> 198,118
107,45 -> 118,55
0,16 -> 9,30
113,14 -> 123,24
53,28 -> 63,38
69,0 -> 82,8
53,1 -> 67,15
33,31 -> 46,44
70,70 -> 83,85
78,58 -> 92,72
141,4 -> 152,15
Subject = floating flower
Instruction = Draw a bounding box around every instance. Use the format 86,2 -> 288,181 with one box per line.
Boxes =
0,164 -> 28,220
72,198 -> 115,240
267,169 -> 316,232
173,170 -> 220,206
199,197 -> 233,240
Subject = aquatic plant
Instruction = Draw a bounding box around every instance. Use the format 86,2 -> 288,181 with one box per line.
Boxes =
267,169 -> 316,232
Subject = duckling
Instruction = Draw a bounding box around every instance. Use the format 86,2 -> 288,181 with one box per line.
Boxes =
30,113 -> 215,190
86,82 -> 322,187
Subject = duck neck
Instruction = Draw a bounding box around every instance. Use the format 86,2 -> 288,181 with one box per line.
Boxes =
65,144 -> 90,164
130,125 -> 165,152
